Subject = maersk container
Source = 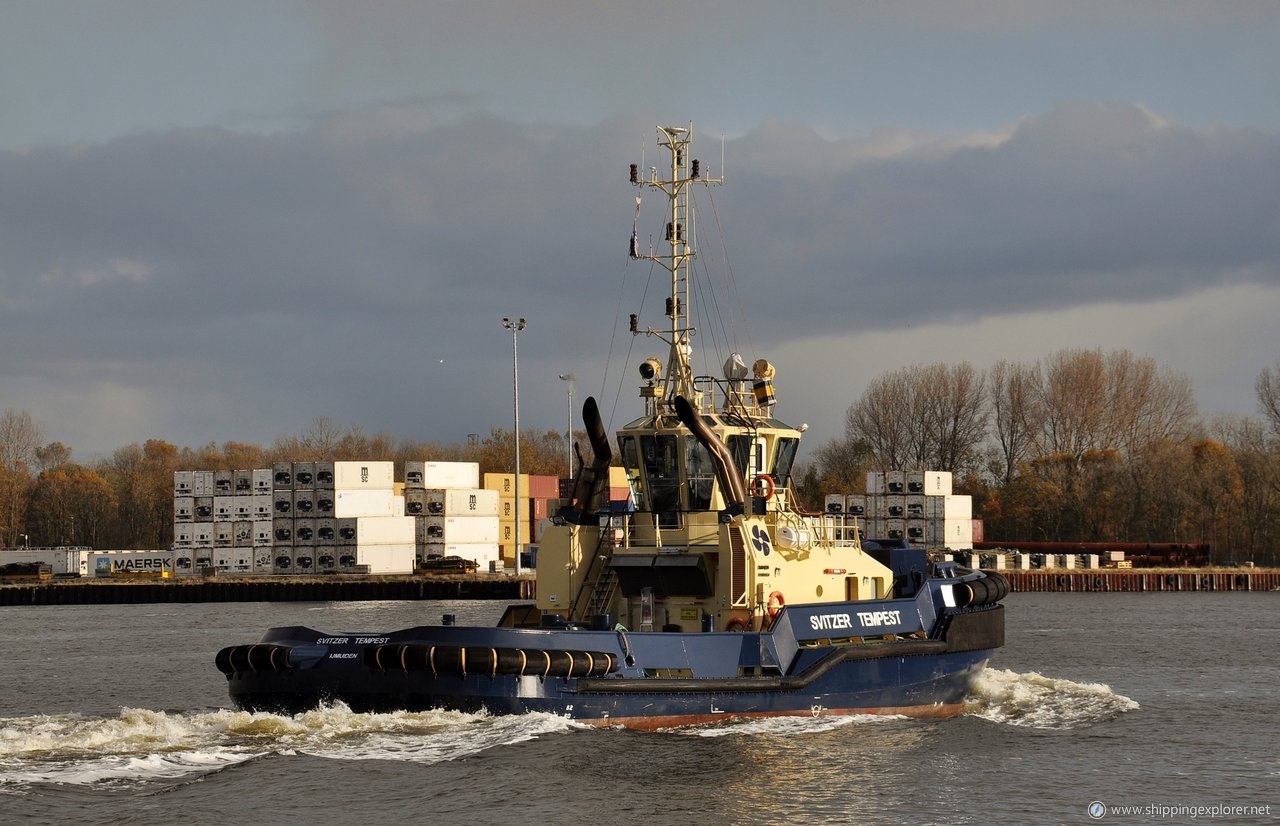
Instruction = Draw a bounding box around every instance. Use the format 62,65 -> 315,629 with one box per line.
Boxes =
174,497 -> 194,522
174,471 -> 194,497
272,462 -> 293,490
333,460 -> 394,491
214,471 -> 234,496
233,469 -> 253,495
252,494 -> 273,520
293,462 -> 317,489
193,524 -> 214,547
173,522 -> 194,546
334,489 -> 399,518
422,515 -> 500,544
252,468 -> 272,495
173,551 -> 194,575
355,515 -> 416,545
425,488 -> 500,517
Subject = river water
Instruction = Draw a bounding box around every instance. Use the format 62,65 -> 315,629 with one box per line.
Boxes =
0,593 -> 1275,825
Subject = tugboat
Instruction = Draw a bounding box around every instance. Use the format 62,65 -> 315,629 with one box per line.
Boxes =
216,123 -> 1007,729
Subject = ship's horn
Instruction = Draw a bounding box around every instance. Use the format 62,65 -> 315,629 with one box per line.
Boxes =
559,396 -> 614,524
674,395 -> 746,513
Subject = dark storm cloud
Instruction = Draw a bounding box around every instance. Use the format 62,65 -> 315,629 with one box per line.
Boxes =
1,102 -> 1276,455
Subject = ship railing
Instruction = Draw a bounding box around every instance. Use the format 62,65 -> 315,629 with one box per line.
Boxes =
690,375 -> 770,420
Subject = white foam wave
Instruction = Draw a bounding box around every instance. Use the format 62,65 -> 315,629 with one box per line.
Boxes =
965,668 -> 1139,729
688,713 -> 906,738
0,704 -> 579,789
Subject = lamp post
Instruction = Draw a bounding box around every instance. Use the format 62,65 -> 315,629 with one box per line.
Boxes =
502,317 -> 526,575
18,533 -> 29,549
558,373 -> 575,479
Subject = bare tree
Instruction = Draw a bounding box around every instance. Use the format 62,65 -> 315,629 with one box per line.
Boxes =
1258,361 -> 1280,434
990,359 -> 1044,486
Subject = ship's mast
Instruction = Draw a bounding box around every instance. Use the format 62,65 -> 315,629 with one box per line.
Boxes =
631,124 -> 722,411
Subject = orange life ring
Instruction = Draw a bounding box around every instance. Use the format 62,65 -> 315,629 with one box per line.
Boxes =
725,617 -> 749,633
751,474 -> 775,499
767,590 -> 786,618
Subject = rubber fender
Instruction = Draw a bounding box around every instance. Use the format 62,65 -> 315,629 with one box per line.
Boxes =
364,644 -> 618,678
215,643 -> 295,674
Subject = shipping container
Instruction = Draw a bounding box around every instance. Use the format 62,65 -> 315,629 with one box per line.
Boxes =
252,494 -> 273,520
233,520 -> 253,546
293,489 -> 316,516
420,515 -> 500,544
174,497 -> 194,522
233,469 -> 253,495
252,468 -> 272,495
422,488 -> 500,516
173,522 -> 194,546
0,547 -> 88,576
906,495 -> 926,519
865,471 -> 885,495
315,517 -> 337,545
356,515 -> 416,545
292,547 -> 316,574
173,551 -> 194,575
292,462 -> 317,489
885,470 -> 906,494
335,518 -> 358,543
253,520 -> 272,547
314,491 -> 335,516
405,461 -> 479,490
845,494 -> 866,517
355,543 -> 415,575
214,496 -> 235,521
273,490 -> 293,516
272,462 -> 293,490
823,494 -> 844,513
272,517 -> 294,543
418,542 -> 501,567
88,551 -> 174,578
214,471 -> 234,496
294,517 -> 316,545
906,470 -> 953,496
404,490 -> 426,515
314,462 -> 335,488
498,520 -> 531,545
925,495 -> 972,520
193,470 -> 215,497
527,475 -> 559,500
273,546 -> 295,574
484,473 -> 530,497
193,523 -> 214,547
214,522 -> 234,547
334,489 -> 400,518
334,460 -> 394,491
174,471 -> 194,496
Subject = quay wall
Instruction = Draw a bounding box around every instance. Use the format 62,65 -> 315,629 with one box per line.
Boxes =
1000,569 -> 1280,593
0,576 -> 533,606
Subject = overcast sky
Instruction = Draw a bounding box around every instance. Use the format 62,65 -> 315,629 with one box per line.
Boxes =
2,1 -> 1278,463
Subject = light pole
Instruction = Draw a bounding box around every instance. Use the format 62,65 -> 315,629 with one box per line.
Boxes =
558,373 -> 575,479
18,534 -> 29,549
502,317 -> 526,575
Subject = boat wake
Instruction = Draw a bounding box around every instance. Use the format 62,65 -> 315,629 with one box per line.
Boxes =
965,668 -> 1139,729
684,713 -> 908,738
0,705 -> 581,790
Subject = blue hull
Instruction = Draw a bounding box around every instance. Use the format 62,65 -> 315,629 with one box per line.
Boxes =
219,596 -> 1003,730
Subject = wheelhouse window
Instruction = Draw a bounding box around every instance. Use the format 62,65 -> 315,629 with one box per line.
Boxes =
640,434 -> 680,527
685,436 -> 715,511
775,437 -> 800,486
617,435 -> 647,511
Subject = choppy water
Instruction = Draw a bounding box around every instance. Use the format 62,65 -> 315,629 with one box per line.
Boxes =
1,594 -> 1275,824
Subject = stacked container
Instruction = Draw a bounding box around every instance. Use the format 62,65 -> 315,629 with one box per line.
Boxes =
404,461 -> 500,568
855,470 -> 973,550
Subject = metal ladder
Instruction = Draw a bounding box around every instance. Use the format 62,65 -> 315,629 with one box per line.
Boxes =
570,517 -> 622,622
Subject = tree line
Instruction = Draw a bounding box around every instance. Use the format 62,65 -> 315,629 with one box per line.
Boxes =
0,414 -> 575,551
3,349 -> 1278,565
796,349 -> 1280,566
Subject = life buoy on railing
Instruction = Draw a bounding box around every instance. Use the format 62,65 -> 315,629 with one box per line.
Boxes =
725,617 -> 749,633
750,474 -> 775,500
766,590 -> 786,619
